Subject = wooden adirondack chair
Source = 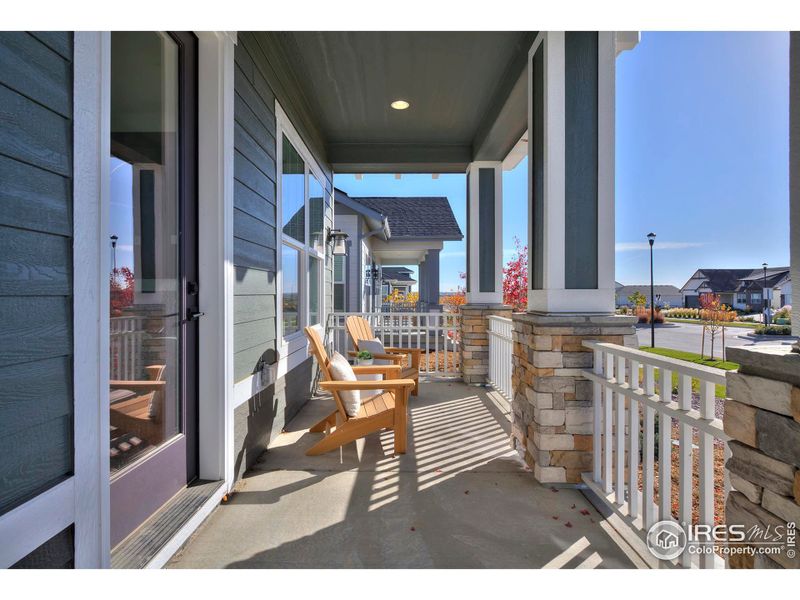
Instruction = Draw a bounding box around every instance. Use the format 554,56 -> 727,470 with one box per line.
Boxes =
345,315 -> 421,396
304,326 -> 415,456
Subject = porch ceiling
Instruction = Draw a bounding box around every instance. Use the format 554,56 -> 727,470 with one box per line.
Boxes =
264,32 -> 537,173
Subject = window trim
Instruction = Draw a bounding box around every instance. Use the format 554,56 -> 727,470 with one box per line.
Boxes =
275,101 -> 329,359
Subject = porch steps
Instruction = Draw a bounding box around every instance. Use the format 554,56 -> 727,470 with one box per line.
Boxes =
111,479 -> 224,569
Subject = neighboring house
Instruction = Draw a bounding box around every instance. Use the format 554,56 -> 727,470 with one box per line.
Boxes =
333,188 -> 463,312
381,266 -> 417,297
680,267 -> 792,310
615,284 -> 682,308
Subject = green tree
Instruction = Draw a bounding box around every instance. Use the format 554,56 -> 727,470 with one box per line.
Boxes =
628,291 -> 647,308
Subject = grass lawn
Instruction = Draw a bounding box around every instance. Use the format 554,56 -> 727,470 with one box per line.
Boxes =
640,347 -> 739,398
664,317 -> 758,329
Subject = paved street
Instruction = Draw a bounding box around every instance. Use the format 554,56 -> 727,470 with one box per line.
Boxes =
635,322 -> 797,356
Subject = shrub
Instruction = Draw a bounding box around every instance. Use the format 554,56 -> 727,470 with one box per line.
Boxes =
634,306 -> 664,324
754,324 -> 793,335
664,307 -> 700,320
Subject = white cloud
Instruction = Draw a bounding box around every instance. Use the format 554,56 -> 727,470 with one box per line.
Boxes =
615,241 -> 706,252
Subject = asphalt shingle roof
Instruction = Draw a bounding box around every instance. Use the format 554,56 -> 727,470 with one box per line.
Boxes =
686,268 -> 791,292
348,195 -> 463,240
381,267 -> 416,283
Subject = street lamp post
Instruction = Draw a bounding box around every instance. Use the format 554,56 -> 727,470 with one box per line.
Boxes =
110,234 -> 118,273
762,262 -> 769,326
647,232 -> 656,348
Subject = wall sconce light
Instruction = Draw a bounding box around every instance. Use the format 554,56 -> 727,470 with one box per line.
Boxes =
327,228 -> 349,256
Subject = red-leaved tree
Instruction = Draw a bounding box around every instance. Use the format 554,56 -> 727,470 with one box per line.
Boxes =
503,237 -> 528,311
110,267 -> 135,317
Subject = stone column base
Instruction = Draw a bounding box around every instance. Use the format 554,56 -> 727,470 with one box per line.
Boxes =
510,312 -> 637,483
723,345 -> 800,569
459,304 -> 512,385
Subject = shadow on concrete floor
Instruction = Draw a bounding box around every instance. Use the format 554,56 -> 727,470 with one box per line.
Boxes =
168,382 -> 639,569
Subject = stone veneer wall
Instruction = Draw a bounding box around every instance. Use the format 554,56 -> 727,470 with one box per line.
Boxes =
460,305 -> 513,385
723,345 -> 800,569
510,313 -> 637,483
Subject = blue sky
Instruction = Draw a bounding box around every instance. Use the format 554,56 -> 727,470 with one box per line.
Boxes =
336,31 -> 791,291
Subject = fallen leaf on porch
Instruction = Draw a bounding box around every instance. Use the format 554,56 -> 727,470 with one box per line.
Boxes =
564,522 -> 573,528
571,504 -> 576,509
580,509 -> 591,516
410,527 -> 416,532
464,490 -> 469,495
550,487 -> 559,492
552,515 -> 559,520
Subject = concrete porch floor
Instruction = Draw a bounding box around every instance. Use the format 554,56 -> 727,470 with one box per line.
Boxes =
168,381 -> 641,568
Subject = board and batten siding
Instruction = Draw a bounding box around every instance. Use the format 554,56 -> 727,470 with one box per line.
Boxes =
0,31 -> 75,567
231,32 -> 334,479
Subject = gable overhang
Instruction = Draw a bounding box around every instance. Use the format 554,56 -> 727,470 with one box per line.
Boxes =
255,31 -> 539,174
369,239 -> 445,266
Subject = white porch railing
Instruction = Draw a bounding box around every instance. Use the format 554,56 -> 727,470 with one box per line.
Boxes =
487,315 -> 513,400
110,315 -> 146,380
326,312 -> 461,378
581,341 -> 730,569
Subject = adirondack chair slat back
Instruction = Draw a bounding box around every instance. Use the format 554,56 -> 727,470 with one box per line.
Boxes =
304,326 -> 350,420
345,315 -> 375,350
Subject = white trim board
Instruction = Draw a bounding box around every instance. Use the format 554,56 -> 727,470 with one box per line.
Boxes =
196,31 -> 237,490
72,30 -> 112,568
0,478 -> 76,568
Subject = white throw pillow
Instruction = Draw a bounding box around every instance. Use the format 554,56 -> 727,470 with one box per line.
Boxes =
357,338 -> 391,365
328,351 -> 361,417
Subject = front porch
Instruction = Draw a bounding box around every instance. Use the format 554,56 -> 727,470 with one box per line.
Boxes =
168,381 -> 639,568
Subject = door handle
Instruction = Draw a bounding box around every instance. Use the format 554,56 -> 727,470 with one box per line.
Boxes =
186,310 -> 205,322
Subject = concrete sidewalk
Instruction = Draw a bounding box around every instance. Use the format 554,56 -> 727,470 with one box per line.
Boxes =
168,382 -> 640,569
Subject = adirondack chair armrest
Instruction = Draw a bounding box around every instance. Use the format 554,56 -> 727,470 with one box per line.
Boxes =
351,364 -> 402,377
347,351 -> 404,364
109,380 -> 167,391
384,347 -> 421,369
319,378 -> 415,391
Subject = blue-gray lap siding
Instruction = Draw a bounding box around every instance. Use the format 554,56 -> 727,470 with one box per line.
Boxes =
232,33 -> 334,480
0,31 -> 74,566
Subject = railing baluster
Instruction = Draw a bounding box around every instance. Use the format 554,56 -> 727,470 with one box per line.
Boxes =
698,379 -> 716,569
642,364 -> 656,530
677,373 -> 693,568
615,355 -> 626,506
659,367 -> 673,523
628,359 -> 640,520
592,349 -> 602,484
603,352 -> 614,494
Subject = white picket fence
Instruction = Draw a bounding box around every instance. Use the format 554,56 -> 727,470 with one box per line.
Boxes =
110,316 -> 146,380
581,341 -> 730,568
326,312 -> 461,378
487,315 -> 513,400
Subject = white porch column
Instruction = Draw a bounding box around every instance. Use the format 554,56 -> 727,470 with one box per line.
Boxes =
465,161 -> 503,304
526,31 -> 616,314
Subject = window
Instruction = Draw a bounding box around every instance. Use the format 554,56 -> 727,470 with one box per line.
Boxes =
281,136 -> 305,244
750,292 -> 762,302
282,245 -> 300,335
277,112 -> 328,342
333,254 -> 345,311
309,175 -> 325,252
736,293 -> 747,304
309,256 -> 321,326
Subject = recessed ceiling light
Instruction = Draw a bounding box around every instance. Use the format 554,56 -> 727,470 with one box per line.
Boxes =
390,100 -> 410,110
